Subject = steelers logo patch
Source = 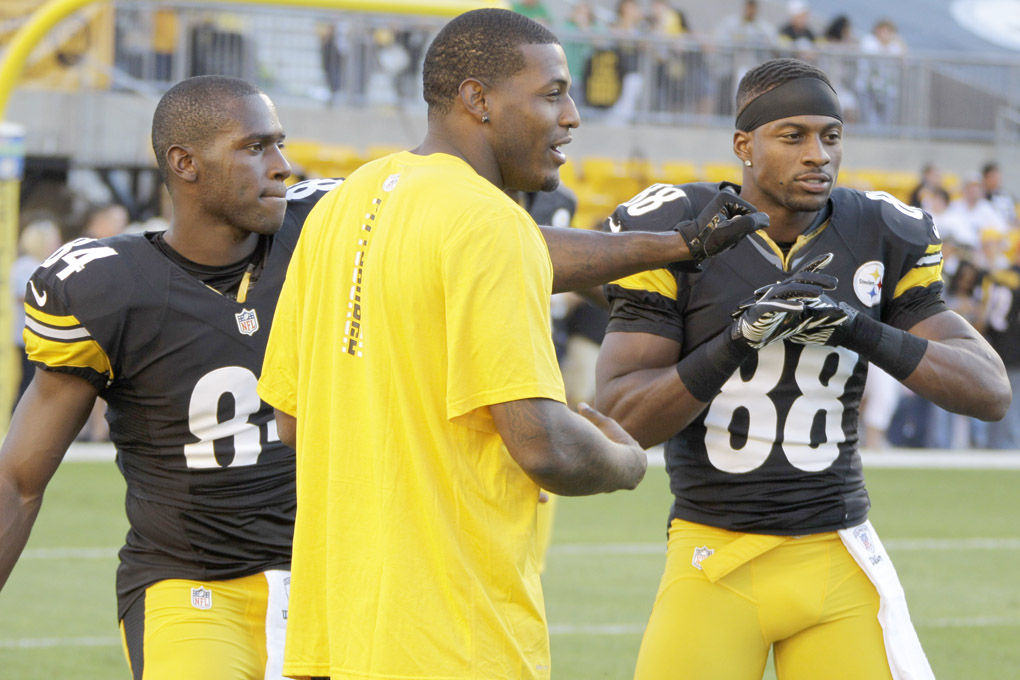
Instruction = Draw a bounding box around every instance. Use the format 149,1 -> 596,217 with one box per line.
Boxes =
853,261 -> 884,307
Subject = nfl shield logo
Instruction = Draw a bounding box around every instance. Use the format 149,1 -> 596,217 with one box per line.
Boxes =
191,586 -> 212,610
853,525 -> 874,553
691,545 -> 714,570
235,308 -> 259,336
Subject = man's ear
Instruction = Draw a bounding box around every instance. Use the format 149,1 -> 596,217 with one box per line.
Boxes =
166,144 -> 198,184
733,130 -> 752,166
457,77 -> 489,125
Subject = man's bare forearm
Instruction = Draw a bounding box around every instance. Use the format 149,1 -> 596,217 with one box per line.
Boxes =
540,226 -> 690,293
0,478 -> 44,589
491,398 -> 646,496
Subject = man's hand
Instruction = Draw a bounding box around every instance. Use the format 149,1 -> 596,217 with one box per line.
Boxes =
675,191 -> 769,263
577,402 -> 641,448
577,402 -> 647,488
731,253 -> 838,349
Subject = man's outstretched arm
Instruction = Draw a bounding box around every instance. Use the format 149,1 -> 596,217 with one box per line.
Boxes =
0,369 -> 98,589
540,191 -> 768,293
541,226 -> 690,293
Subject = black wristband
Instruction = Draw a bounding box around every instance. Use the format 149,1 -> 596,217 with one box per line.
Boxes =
675,330 -> 754,402
842,314 -> 928,381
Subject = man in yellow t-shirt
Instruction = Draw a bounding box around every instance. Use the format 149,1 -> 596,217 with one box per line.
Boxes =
258,9 -> 651,680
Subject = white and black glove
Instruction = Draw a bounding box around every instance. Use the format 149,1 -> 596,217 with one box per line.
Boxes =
675,191 -> 769,264
730,253 -> 839,350
676,253 -> 838,402
787,295 -> 857,345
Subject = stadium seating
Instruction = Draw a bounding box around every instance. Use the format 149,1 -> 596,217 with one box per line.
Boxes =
280,140 -> 946,227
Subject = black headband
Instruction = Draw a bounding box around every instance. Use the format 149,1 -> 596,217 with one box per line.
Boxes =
735,77 -> 843,132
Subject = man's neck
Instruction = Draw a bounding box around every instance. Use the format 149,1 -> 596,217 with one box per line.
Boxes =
163,219 -> 260,266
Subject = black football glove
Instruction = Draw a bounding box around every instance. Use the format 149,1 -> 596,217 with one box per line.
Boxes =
730,253 -> 838,349
675,190 -> 769,264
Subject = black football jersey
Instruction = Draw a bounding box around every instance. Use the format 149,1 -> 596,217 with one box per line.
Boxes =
522,185 -> 578,227
22,178 -> 342,617
605,182 -> 947,534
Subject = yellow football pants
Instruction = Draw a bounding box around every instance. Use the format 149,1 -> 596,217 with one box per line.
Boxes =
634,519 -> 894,680
120,572 -> 287,680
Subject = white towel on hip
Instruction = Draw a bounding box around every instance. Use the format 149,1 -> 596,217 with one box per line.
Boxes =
263,569 -> 291,680
838,520 -> 936,680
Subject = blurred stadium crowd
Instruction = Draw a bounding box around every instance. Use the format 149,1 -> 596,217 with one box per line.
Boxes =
5,0 -> 1020,448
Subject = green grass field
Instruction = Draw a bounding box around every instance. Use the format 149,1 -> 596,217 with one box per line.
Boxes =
2,457 -> 1019,679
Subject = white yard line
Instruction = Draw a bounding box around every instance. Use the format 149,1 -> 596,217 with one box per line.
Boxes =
21,547 -> 118,559
0,636 -> 121,649
62,442 -> 1020,468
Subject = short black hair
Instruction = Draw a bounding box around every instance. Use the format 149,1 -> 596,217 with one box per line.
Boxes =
151,75 -> 263,183
982,161 -> 999,177
735,58 -> 836,117
422,8 -> 559,115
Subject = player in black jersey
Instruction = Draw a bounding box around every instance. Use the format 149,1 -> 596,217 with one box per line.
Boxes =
596,59 -> 1010,680
0,76 -> 341,680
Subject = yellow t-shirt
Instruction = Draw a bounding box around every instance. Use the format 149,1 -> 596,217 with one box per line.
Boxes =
259,151 -> 566,680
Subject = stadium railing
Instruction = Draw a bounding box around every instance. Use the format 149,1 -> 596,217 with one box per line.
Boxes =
6,3 -> 1018,143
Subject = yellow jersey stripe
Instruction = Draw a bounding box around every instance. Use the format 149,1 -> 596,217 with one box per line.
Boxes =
611,268 -> 678,301
24,331 -> 113,379
893,259 -> 944,299
24,303 -> 83,328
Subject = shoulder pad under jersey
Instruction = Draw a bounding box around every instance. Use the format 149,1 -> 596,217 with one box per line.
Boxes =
607,182 -> 732,234
282,177 -> 345,228
830,187 -> 940,249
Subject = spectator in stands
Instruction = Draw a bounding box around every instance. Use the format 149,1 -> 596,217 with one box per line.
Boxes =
318,20 -> 348,105
819,14 -> 859,122
713,0 -> 776,115
649,2 -> 711,114
981,161 -> 1018,228
926,258 -> 990,448
716,0 -> 775,45
925,190 -> 969,280
857,19 -> 906,126
908,162 -> 951,212
579,0 -> 640,113
9,218 -> 63,411
83,202 -> 129,239
942,173 -> 1009,252
561,1 -> 603,106
979,228 -> 1011,272
600,0 -> 645,124
188,14 -> 250,79
512,0 -> 553,24
983,244 -> 1020,448
777,0 -> 816,53
366,28 -> 411,106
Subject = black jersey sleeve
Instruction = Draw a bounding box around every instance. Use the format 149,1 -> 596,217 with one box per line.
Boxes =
603,183 -> 724,341
22,236 -> 133,391
843,189 -> 948,330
